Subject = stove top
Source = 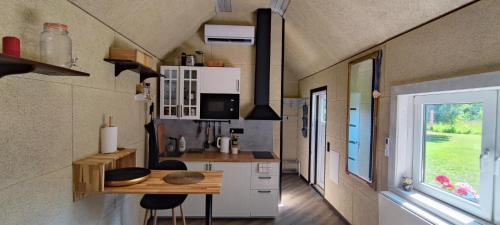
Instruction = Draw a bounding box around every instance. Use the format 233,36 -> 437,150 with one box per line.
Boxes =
252,151 -> 274,159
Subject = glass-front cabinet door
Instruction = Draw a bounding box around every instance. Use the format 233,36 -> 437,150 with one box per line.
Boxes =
160,66 -> 179,119
179,67 -> 200,119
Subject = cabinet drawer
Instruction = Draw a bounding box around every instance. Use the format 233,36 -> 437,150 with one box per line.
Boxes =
251,175 -> 279,190
250,189 -> 279,217
251,162 -> 279,176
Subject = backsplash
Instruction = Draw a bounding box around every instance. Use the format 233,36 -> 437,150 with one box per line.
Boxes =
157,119 -> 273,151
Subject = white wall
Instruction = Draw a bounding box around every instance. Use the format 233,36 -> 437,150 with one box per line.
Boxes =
0,0 -> 155,224
297,1 -> 500,224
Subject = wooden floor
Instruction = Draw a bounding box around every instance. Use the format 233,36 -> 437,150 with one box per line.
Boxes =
148,174 -> 348,225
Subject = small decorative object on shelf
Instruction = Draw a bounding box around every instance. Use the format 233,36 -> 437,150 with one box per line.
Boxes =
401,177 -> 414,192
2,36 -> 21,58
195,50 -> 204,66
109,48 -> 154,69
40,22 -> 76,68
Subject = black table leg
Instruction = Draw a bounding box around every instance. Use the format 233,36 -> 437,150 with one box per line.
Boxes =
205,194 -> 213,225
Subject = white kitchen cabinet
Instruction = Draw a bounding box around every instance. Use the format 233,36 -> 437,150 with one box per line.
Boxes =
160,66 -> 240,119
161,160 -> 278,218
250,189 -> 279,217
211,162 -> 251,217
251,162 -> 280,176
179,67 -> 201,119
200,67 -> 240,94
160,66 -> 180,119
160,66 -> 201,119
251,175 -> 279,189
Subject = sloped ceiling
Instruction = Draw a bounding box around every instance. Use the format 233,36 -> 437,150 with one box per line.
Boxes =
69,0 -> 474,78
284,0 -> 474,78
68,0 -> 216,59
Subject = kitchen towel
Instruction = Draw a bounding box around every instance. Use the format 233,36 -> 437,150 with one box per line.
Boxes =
101,127 -> 118,154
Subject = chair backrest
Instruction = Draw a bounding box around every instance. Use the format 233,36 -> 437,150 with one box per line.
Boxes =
157,160 -> 188,170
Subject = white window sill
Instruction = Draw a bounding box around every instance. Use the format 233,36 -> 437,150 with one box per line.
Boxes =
385,189 -> 489,225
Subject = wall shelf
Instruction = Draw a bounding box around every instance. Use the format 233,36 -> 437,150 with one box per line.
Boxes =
72,148 -> 136,201
104,58 -> 162,82
0,53 -> 90,78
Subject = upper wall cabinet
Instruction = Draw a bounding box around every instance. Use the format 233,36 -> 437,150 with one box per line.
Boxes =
160,66 -> 181,119
160,66 -> 240,120
200,67 -> 240,94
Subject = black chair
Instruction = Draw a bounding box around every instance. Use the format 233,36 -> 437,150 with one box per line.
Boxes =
143,121 -> 187,225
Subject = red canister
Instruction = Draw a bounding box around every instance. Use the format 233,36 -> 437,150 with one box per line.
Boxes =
2,36 -> 21,57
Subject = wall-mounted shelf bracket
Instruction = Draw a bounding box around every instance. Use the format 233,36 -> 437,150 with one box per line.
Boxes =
0,53 -> 89,78
104,58 -> 163,82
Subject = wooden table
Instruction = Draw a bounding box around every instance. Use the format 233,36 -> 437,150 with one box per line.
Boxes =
104,170 -> 223,225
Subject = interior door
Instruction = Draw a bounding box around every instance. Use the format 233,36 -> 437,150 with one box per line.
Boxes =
316,93 -> 327,189
310,88 -> 327,191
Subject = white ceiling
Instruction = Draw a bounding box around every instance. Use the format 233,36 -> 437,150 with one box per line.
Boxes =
69,0 -> 474,78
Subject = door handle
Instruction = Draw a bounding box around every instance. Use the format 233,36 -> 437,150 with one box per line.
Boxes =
495,156 -> 500,176
257,190 -> 272,193
236,80 -> 239,92
480,148 -> 494,173
258,176 -> 272,179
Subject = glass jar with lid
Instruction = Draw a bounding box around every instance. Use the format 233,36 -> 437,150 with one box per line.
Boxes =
40,23 -> 73,68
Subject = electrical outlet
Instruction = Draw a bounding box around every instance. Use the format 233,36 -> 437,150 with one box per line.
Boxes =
230,128 -> 244,134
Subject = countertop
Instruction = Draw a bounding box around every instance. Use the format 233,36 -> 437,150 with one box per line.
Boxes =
159,151 -> 280,163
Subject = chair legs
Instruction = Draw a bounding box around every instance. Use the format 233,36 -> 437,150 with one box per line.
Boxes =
153,210 -> 158,225
172,208 -> 177,225
142,206 -> 186,225
180,205 -> 186,225
143,209 -> 149,225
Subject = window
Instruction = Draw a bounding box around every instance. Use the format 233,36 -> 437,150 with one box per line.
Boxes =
412,91 -> 496,221
389,71 -> 500,224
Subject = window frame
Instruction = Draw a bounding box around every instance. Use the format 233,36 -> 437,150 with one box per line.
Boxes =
388,70 -> 500,225
411,91 -> 496,220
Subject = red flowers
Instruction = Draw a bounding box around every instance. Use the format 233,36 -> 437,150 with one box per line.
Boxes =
435,175 -> 450,184
434,175 -> 479,202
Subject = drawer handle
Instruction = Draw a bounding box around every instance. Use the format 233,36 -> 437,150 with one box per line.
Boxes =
257,190 -> 272,193
258,176 -> 272,179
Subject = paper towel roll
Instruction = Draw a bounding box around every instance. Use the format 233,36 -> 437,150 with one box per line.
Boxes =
101,127 -> 118,154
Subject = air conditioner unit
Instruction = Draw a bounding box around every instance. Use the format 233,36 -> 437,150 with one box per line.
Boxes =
204,24 -> 255,45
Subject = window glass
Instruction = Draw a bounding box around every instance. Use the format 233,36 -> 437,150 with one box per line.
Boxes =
422,103 -> 483,203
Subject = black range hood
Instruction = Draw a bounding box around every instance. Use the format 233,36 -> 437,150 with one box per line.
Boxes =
245,8 -> 281,121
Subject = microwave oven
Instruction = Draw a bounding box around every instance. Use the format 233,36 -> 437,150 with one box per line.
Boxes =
200,93 -> 239,120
